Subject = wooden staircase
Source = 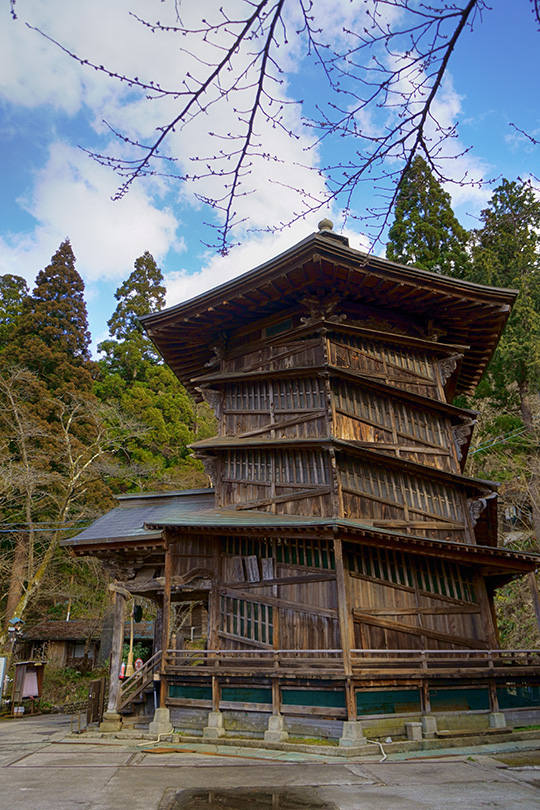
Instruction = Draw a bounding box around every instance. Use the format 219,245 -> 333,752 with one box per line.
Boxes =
118,650 -> 161,715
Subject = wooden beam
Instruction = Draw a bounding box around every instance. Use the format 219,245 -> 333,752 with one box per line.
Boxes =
105,587 -> 126,716
352,610 -> 489,649
474,574 -> 499,648
334,537 -> 354,677
208,536 -> 221,651
227,572 -> 336,590
160,536 -> 172,709
528,570 -> 540,640
220,587 -> 338,619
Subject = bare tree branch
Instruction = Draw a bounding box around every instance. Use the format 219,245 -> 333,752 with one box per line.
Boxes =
17,1 -> 530,252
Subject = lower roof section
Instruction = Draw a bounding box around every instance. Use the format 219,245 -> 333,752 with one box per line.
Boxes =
62,489 -> 539,584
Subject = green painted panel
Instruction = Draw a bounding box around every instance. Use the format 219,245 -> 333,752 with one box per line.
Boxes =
282,689 -> 346,708
221,687 -> 272,704
430,687 -> 489,712
497,686 -> 540,710
169,685 -> 212,700
356,689 -> 421,715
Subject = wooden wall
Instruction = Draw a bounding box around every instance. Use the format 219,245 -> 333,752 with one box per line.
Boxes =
338,454 -> 474,543
346,543 -> 489,650
168,532 -> 494,655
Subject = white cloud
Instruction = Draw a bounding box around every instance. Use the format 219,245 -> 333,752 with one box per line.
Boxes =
0,141 -> 181,284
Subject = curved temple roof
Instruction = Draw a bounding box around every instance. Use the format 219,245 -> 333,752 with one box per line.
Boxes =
141,228 -> 517,397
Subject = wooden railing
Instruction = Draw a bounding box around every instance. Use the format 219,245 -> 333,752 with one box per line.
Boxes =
118,650 -> 161,711
164,648 -> 540,680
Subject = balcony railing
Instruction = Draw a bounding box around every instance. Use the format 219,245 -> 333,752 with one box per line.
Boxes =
163,648 -> 540,680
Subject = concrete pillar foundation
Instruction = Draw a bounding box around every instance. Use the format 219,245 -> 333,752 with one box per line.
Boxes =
339,720 -> 366,747
421,715 -> 438,738
489,712 -> 507,728
264,714 -> 289,742
148,707 -> 173,737
405,722 -> 422,741
203,710 -> 226,739
99,712 -> 123,732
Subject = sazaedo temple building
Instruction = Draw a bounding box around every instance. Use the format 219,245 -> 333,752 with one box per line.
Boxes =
64,221 -> 540,743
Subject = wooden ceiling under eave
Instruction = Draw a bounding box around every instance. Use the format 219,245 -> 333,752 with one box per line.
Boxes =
141,230 -> 517,398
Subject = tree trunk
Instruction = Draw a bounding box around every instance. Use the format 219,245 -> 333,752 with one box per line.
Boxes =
4,532 -> 28,631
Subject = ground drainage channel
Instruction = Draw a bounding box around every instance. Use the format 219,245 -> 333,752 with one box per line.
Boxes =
160,787 -> 333,809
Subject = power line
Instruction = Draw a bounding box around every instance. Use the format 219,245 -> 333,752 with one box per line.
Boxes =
471,425 -> 530,454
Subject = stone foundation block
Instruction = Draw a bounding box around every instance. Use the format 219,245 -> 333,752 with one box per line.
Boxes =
489,712 -> 507,729
405,722 -> 422,741
148,707 -> 173,737
422,715 -> 438,738
339,720 -> 366,747
99,712 -> 123,733
264,714 -> 289,742
203,710 -> 226,739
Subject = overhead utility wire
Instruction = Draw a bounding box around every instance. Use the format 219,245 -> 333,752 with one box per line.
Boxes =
471,425 -> 530,455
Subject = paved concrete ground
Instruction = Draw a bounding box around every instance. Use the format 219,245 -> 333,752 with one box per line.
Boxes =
1,713 -> 540,809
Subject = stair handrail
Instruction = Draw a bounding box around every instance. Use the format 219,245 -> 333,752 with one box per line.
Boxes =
118,650 -> 161,711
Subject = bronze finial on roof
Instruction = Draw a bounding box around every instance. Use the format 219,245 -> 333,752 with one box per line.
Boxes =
318,217 -> 333,231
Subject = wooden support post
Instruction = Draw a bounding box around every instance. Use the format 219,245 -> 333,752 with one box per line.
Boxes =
344,679 -> 356,722
153,606 -> 163,656
100,586 -> 126,729
421,680 -> 431,714
106,588 -> 125,715
528,571 -> 540,638
160,536 -> 172,709
272,678 -> 281,715
334,536 -> 353,677
488,678 -> 499,713
212,675 -> 221,713
208,536 -> 221,651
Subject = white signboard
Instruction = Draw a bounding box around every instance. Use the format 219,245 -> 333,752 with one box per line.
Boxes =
245,555 -> 260,582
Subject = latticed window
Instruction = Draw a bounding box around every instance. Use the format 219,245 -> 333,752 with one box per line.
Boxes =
225,448 -> 329,486
220,595 -> 273,644
224,377 -> 325,412
275,537 -> 335,570
333,333 -> 435,380
347,545 -> 476,602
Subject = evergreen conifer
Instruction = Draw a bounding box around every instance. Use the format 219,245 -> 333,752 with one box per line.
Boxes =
386,156 -> 470,277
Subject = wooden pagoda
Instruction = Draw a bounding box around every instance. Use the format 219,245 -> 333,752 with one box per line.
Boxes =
65,221 -> 540,741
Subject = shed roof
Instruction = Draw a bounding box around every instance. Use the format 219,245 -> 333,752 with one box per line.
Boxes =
141,228 -> 517,397
61,489 -> 215,548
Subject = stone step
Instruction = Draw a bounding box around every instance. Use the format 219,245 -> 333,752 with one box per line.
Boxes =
436,727 -> 509,738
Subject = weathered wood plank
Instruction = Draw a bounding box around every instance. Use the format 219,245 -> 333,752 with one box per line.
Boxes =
352,609 -> 488,648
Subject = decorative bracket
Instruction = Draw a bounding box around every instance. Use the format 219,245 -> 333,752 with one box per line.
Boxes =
439,354 -> 462,386
452,418 -> 476,461
197,386 -> 223,421
468,497 -> 488,527
300,293 -> 347,326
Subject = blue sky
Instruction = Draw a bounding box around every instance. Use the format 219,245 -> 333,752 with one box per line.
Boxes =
1,1 -> 539,355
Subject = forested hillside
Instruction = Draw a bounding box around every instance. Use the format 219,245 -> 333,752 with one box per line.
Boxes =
0,243 -> 215,648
